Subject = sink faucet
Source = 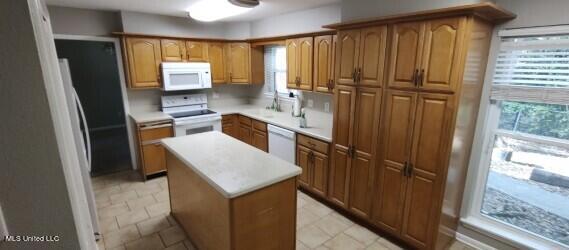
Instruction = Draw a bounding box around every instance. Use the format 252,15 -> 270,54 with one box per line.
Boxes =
270,90 -> 281,112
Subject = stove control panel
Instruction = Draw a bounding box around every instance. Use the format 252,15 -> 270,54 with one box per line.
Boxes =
161,93 -> 207,108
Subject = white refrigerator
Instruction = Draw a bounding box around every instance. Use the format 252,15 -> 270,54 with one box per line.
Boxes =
58,59 -> 101,240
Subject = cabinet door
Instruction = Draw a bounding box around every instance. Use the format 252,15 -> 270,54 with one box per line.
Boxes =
313,35 -> 334,93
387,21 -> 424,89
286,39 -> 299,89
228,43 -> 251,84
419,17 -> 466,93
372,90 -> 417,233
238,124 -> 252,145
329,85 -> 357,207
161,39 -> 185,62
142,143 -> 166,174
252,130 -> 268,152
126,37 -> 162,88
335,29 -> 360,86
208,43 -> 227,84
186,41 -> 208,62
401,93 -> 453,248
312,150 -> 329,197
349,87 -> 382,218
297,37 -> 313,90
358,26 -> 388,87
296,145 -> 312,188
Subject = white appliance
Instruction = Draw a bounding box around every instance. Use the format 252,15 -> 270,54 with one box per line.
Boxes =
59,59 -> 100,239
162,93 -> 222,137
268,124 -> 296,164
161,62 -> 212,91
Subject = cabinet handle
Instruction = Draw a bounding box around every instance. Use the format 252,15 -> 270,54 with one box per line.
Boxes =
419,69 -> 425,87
412,69 -> 419,87
352,68 -> 357,82
308,151 -> 314,162
407,162 -> 414,177
229,72 -> 232,81
356,68 -> 362,83
329,79 -> 335,90
403,161 -> 409,177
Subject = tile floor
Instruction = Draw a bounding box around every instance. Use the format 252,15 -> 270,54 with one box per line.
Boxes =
92,171 -> 474,250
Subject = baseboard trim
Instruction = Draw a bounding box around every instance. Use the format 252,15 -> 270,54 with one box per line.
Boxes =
456,232 -> 497,250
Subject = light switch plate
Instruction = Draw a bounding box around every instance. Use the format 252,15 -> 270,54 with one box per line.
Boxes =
307,99 -> 314,108
324,102 -> 330,112
0,204 -> 7,241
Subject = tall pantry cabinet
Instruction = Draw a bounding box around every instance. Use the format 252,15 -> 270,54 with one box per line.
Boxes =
326,3 -> 515,249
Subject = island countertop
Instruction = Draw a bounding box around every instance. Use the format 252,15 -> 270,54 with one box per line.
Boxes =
161,131 -> 302,198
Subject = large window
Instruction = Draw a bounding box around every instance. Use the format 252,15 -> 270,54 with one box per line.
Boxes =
264,45 -> 294,96
466,30 -> 569,249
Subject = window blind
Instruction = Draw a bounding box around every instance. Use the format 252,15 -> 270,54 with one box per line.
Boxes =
491,35 -> 569,104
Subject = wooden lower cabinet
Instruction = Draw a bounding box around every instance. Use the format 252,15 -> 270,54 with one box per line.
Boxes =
222,114 -> 238,138
136,120 -> 174,179
224,114 -> 268,152
296,134 -> 330,198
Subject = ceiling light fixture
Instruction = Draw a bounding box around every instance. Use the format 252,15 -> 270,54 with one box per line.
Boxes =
187,0 -> 259,22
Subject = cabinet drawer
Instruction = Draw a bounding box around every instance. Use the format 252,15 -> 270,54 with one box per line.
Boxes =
140,125 -> 173,142
222,114 -> 236,123
238,115 -> 252,126
297,134 -> 329,154
252,120 -> 267,132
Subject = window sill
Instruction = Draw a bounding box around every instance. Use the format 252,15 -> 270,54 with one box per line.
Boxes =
263,92 -> 295,103
460,216 -> 568,250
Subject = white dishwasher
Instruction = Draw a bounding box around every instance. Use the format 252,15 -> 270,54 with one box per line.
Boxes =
268,124 -> 296,164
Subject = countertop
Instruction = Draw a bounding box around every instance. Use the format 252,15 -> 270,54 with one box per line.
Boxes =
211,105 -> 333,142
129,111 -> 172,124
161,131 -> 302,198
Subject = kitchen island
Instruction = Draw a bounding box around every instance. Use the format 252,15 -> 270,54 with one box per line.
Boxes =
161,131 -> 301,250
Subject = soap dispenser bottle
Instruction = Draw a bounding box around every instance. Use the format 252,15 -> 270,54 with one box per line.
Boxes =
291,92 -> 301,117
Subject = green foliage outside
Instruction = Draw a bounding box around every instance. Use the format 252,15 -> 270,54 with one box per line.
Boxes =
499,101 -> 569,140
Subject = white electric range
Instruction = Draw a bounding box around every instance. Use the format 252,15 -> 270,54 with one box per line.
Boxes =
161,93 -> 222,137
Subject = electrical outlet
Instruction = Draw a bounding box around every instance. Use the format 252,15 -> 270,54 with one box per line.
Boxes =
307,99 -> 314,108
0,204 -> 7,242
324,102 -> 330,112
212,92 -> 220,99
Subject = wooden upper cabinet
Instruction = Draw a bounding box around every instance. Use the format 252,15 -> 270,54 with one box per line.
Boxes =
313,35 -> 334,93
401,93 -> 453,248
387,21 -> 425,90
419,17 -> 466,93
286,37 -> 313,90
208,42 -> 227,84
329,85 -> 357,207
186,41 -> 208,62
358,26 -> 387,87
349,87 -> 382,218
161,39 -> 185,62
286,39 -> 299,89
335,30 -> 360,86
125,37 -> 162,88
228,43 -> 251,84
297,37 -> 313,90
372,90 -> 417,233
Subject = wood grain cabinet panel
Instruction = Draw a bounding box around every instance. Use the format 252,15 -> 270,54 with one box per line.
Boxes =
387,21 -> 425,90
335,30 -> 360,86
330,85 -> 356,207
208,42 -> 228,84
161,39 -> 185,62
358,26 -> 387,87
419,17 -> 466,93
222,115 -> 238,138
313,35 -> 335,93
401,93 -> 453,248
311,150 -> 329,197
238,124 -> 252,145
372,90 -> 417,233
142,143 -> 167,174
286,39 -> 299,89
228,43 -> 251,84
125,37 -> 162,88
348,87 -> 382,218
297,145 -> 312,187
251,130 -> 268,152
136,121 -> 173,179
286,37 -> 313,90
186,41 -> 208,62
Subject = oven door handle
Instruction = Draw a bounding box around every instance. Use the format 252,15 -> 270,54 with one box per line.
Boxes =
175,116 -> 222,127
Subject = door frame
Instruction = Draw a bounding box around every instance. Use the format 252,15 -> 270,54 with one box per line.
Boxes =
53,34 -> 138,171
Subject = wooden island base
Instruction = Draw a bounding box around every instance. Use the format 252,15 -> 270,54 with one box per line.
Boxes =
166,151 -> 297,250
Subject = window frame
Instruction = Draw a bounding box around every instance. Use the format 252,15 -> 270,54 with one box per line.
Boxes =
461,26 -> 569,250
263,45 -> 296,101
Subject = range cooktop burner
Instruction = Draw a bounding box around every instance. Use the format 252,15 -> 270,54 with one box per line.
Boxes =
169,109 -> 217,119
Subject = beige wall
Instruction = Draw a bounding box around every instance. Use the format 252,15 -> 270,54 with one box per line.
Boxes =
48,6 -> 121,36
0,1 -> 81,249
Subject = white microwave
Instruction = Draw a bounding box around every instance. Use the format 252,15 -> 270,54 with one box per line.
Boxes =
161,62 -> 212,91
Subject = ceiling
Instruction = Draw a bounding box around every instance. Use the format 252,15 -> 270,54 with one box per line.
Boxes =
45,0 -> 340,22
